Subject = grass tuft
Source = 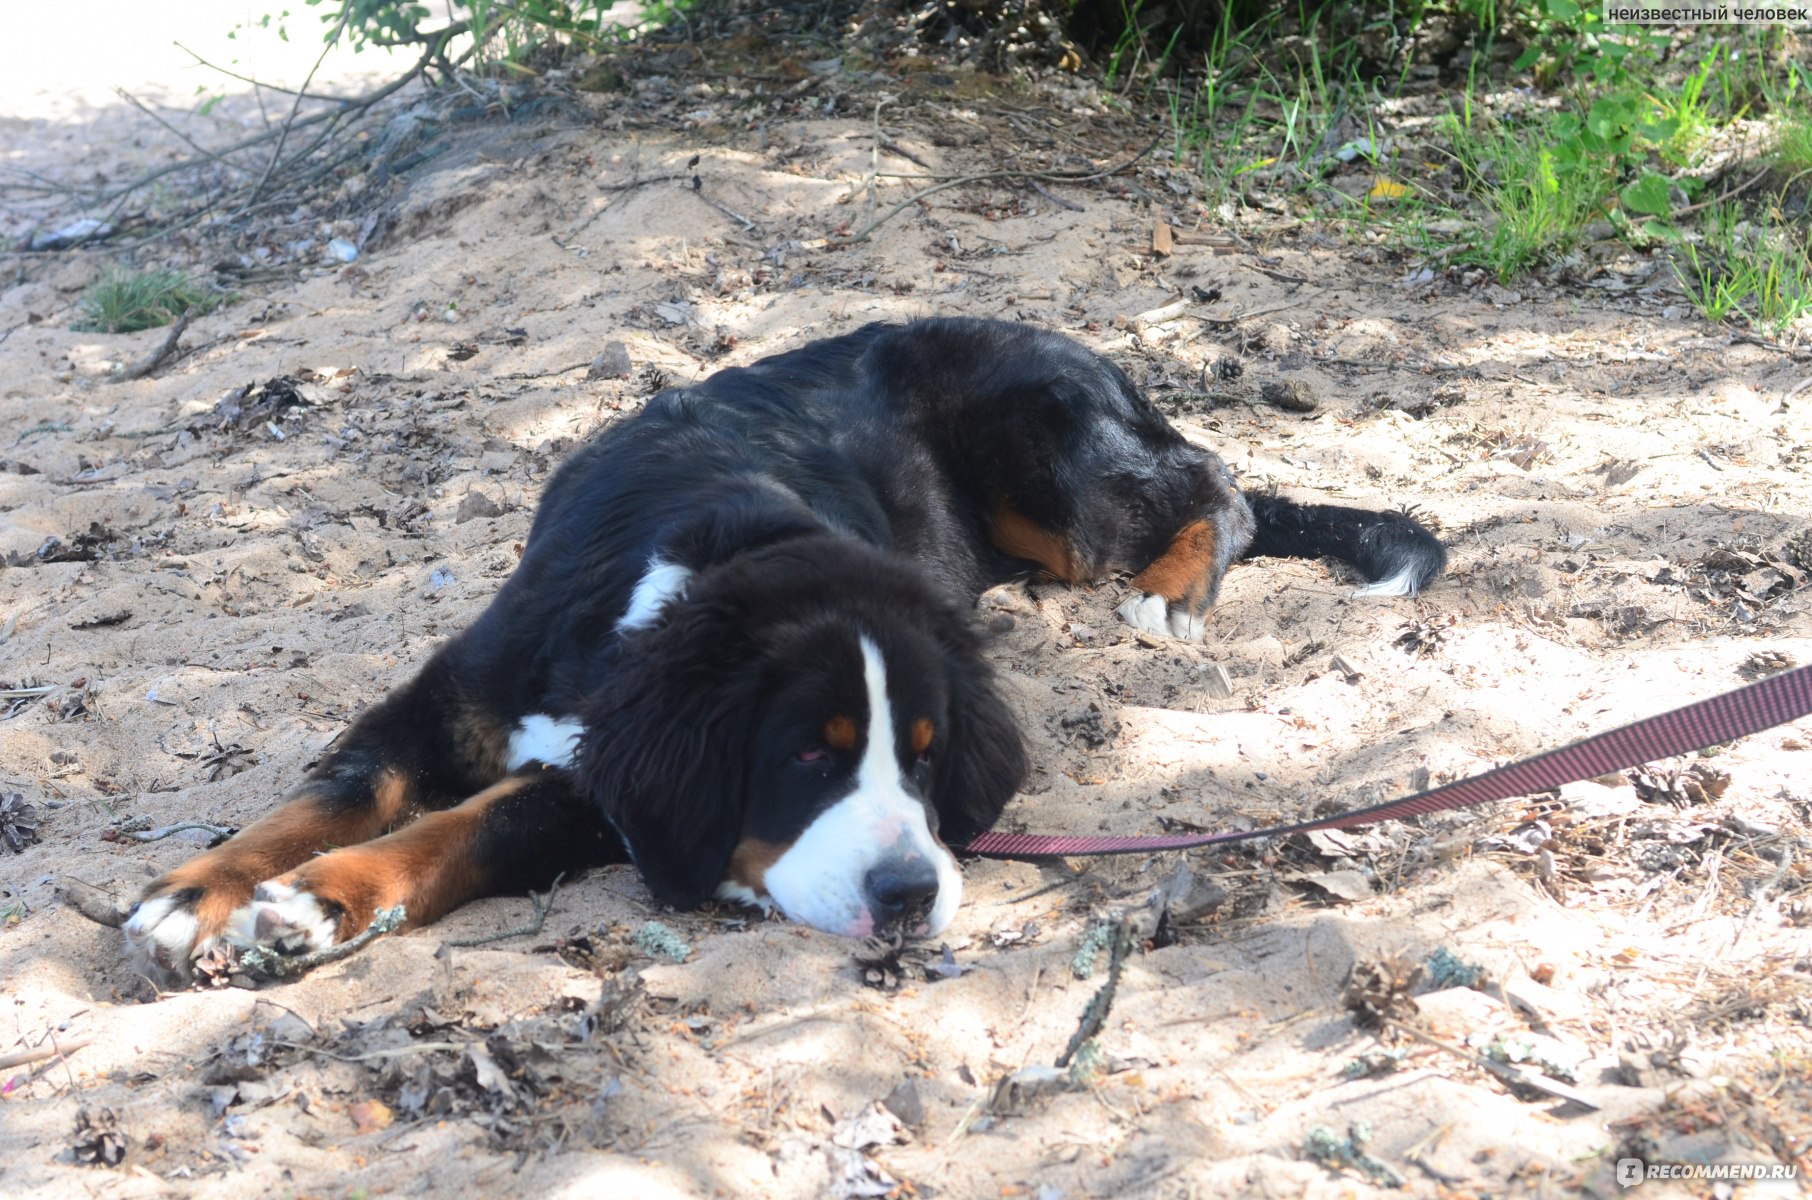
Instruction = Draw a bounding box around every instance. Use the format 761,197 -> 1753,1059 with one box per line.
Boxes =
1772,114 -> 1812,174
74,268 -> 223,334
1445,113 -> 1602,282
1673,203 -> 1812,332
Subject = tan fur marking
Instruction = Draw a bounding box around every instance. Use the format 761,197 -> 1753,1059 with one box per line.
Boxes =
823,715 -> 857,751
911,718 -> 935,756
145,770 -> 422,930
724,838 -> 787,894
1131,520 -> 1219,605
276,773 -> 536,938
991,504 -> 1086,583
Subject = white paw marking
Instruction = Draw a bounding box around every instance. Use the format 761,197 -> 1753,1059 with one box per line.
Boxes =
1166,607 -> 1206,641
223,879 -> 338,957
1353,565 -> 1420,597
123,893 -> 212,977
1114,592 -> 1171,635
760,636 -> 961,939
714,880 -> 777,914
616,558 -> 692,633
1116,592 -> 1204,640
506,713 -> 584,770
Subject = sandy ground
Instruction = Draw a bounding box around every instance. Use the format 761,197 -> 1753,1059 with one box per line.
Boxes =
2,13 -> 1811,1198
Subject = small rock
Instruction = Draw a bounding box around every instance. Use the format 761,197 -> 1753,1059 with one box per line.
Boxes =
1260,379 -> 1319,413
881,1080 -> 925,1129
455,491 -> 501,524
588,341 -> 633,380
31,218 -> 113,251
326,238 -> 358,263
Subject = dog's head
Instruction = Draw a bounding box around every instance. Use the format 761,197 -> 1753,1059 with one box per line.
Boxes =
579,540 -> 1025,939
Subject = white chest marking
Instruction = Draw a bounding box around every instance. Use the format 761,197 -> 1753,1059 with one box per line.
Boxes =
506,713 -> 584,770
616,558 -> 693,633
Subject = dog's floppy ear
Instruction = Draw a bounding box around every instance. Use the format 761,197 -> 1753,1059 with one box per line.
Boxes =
931,657 -> 1027,848
577,597 -> 761,908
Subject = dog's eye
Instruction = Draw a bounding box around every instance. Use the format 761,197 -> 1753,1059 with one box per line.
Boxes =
796,747 -> 827,764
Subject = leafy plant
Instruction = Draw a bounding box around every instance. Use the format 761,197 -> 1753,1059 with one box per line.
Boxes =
297,0 -> 691,59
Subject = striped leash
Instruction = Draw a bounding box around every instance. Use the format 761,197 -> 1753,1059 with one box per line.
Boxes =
963,665 -> 1812,859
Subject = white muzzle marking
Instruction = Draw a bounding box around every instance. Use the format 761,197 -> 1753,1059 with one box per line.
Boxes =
756,636 -> 960,938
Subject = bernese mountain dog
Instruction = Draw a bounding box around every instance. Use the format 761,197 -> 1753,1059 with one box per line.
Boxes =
124,317 -> 1444,983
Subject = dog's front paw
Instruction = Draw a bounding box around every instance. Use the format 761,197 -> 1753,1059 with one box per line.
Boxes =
223,878 -> 342,959
124,880 -> 243,984
1114,593 -> 1205,641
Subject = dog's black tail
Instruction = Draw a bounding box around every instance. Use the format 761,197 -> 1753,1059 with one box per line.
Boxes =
1244,495 -> 1446,596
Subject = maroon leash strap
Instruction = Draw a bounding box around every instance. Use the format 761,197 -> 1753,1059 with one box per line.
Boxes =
963,664 -> 1812,859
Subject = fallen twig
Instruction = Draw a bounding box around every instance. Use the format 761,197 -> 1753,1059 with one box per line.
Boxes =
174,41 -> 356,102
112,316 -> 190,383
114,820 -> 235,844
273,1038 -> 470,1063
1379,1017 -> 1598,1110
0,1037 -> 93,1072
442,873 -> 563,948
241,904 -> 407,978
1198,298 -> 1306,327
112,90 -> 250,174
689,188 -> 757,232
1028,179 -> 1084,212
246,6 -> 353,209
58,877 -> 130,928
834,135 -> 1162,246
1057,917 -> 1135,1068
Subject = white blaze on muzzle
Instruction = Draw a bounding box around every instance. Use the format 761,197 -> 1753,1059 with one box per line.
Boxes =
753,635 -> 961,938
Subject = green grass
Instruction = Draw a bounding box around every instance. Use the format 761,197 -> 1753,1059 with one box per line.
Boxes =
1773,114 -> 1812,174
1444,112 -> 1603,281
1673,206 -> 1812,333
73,267 -> 223,334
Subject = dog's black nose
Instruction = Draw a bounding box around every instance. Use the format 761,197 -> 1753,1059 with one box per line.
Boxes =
865,860 -> 940,928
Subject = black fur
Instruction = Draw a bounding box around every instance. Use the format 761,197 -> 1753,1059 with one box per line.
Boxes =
127,317 -> 1446,960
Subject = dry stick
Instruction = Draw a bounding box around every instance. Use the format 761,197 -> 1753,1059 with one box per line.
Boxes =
1378,1017 -> 1599,1111
113,316 -> 190,383
1674,166 -> 1777,217
111,43 -> 461,254
0,685 -> 57,699
116,819 -> 235,843
59,877 -> 130,929
0,1038 -> 92,1072
442,874 -> 564,948
1028,179 -> 1084,212
272,1038 -> 469,1063
246,6 -> 355,210
174,41 -> 358,102
241,905 -> 407,978
833,135 -> 1162,246
112,90 -> 252,174
87,46 -> 432,215
690,188 -> 757,232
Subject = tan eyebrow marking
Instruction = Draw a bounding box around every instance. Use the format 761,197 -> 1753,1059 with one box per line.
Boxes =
823,715 -> 857,751
911,718 -> 934,756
